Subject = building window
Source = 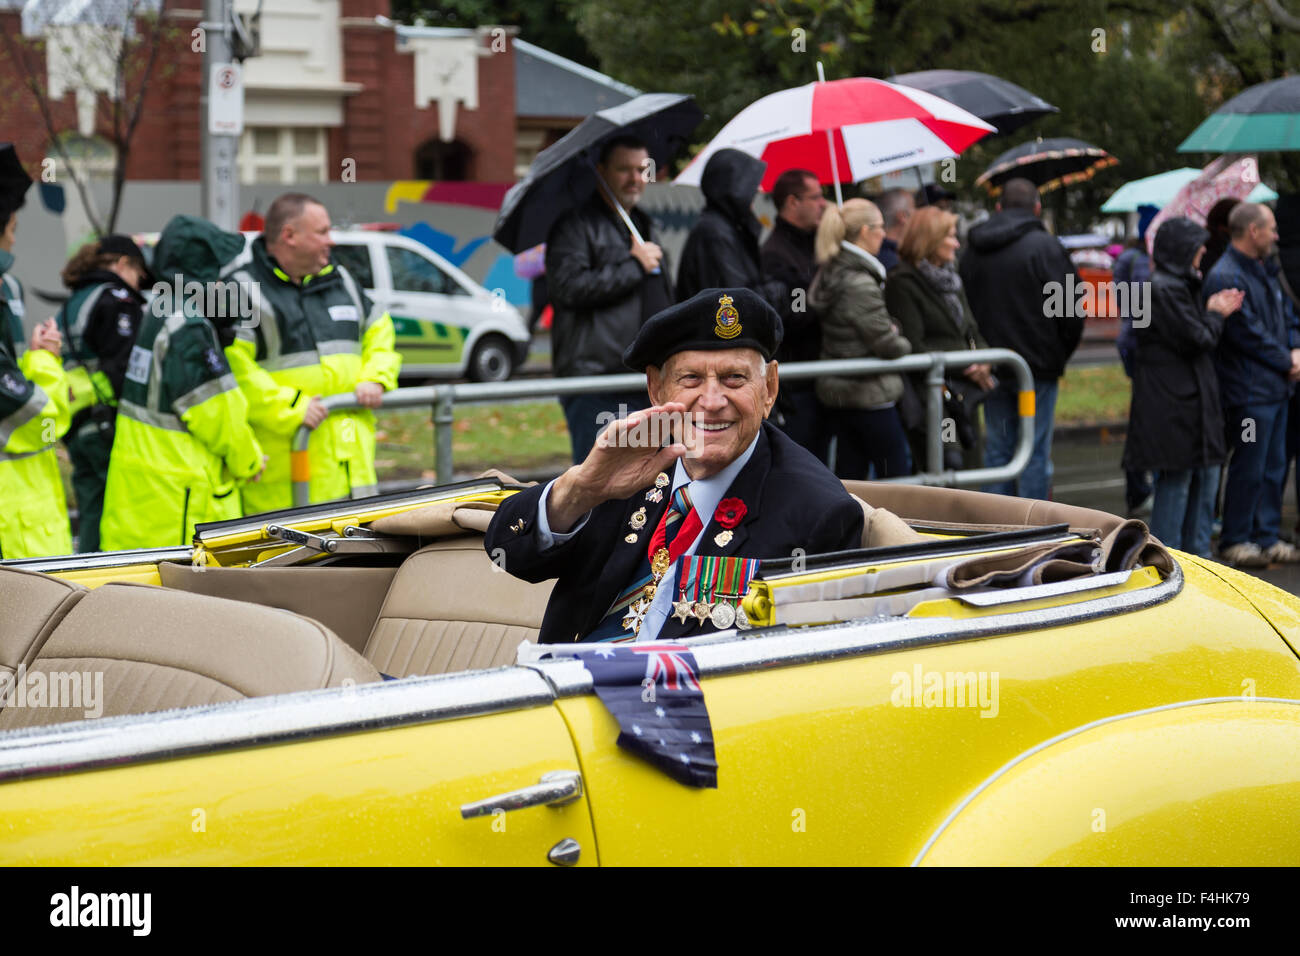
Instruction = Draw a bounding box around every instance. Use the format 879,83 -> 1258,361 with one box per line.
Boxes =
414,138 -> 473,181
48,132 -> 116,181
238,127 -> 327,185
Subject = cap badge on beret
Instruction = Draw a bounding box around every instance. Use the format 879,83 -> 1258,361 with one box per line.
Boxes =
714,293 -> 742,340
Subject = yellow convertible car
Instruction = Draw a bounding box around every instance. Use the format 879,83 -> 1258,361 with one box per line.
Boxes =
0,476 -> 1298,866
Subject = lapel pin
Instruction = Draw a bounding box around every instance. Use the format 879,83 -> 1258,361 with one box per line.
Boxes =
624,533 -> 638,544
629,506 -> 647,530
510,519 -> 526,534
714,529 -> 733,547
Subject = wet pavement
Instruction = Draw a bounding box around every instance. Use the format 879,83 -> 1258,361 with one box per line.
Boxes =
1052,427 -> 1300,596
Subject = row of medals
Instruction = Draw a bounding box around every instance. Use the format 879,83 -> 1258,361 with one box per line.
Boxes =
620,472 -> 747,634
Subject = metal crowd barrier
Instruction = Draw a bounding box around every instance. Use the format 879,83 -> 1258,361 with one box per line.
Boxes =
290,349 -> 1036,507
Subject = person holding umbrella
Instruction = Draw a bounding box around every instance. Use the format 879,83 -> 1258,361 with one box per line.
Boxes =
545,134 -> 674,462
0,143 -> 73,558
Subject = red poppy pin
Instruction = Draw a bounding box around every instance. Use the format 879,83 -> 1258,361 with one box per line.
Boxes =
715,498 -> 746,529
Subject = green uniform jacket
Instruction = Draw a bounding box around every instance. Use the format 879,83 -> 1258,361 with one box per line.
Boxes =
221,236 -> 400,515
100,306 -> 264,551
0,252 -> 73,558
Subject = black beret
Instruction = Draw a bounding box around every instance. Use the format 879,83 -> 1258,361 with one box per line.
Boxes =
623,287 -> 784,371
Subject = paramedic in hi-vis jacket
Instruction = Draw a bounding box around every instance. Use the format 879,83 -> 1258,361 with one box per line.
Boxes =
221,193 -> 401,514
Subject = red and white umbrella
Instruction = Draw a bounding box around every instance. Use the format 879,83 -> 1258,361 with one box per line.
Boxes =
674,77 -> 996,200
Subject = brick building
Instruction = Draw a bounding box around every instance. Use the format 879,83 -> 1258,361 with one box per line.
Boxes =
0,0 -> 633,186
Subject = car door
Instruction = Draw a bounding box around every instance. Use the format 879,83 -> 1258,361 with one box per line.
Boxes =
0,671 -> 598,866
378,239 -> 494,377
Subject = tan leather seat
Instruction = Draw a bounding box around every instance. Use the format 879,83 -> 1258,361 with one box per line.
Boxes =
0,582 -> 381,730
844,480 -> 1125,536
0,567 -> 86,688
363,537 -> 554,677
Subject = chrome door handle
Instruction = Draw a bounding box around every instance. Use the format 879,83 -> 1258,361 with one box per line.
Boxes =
460,771 -> 583,819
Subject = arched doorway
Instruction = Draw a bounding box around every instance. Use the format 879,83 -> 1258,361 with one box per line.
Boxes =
414,139 -> 474,180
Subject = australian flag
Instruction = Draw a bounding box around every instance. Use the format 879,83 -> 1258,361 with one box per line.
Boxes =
573,643 -> 718,788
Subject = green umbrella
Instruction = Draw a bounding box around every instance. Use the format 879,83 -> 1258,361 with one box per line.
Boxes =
1101,167 -> 1277,212
1179,76 -> 1300,152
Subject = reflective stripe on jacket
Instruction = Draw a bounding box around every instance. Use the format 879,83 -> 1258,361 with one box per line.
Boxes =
100,309 -> 264,551
223,236 -> 400,515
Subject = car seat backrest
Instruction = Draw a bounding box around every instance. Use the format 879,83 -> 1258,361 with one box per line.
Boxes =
0,581 -> 381,730
363,537 -> 554,677
0,567 -> 87,687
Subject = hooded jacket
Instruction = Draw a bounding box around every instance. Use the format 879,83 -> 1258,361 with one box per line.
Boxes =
958,208 -> 1083,381
1123,217 -> 1227,473
56,268 -> 144,431
100,217 -> 265,550
810,243 -> 911,408
1204,242 -> 1300,409
675,149 -> 784,307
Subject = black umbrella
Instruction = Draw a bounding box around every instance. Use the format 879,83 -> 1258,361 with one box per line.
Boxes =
890,70 -> 1058,137
494,93 -> 703,253
0,143 -> 33,218
975,137 -> 1118,196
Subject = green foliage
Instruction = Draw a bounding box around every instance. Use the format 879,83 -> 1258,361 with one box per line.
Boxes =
392,0 -> 600,67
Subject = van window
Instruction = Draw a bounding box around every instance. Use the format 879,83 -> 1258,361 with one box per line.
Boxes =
387,246 -> 468,296
333,244 -> 375,290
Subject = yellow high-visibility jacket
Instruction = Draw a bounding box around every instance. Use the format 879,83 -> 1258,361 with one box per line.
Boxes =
0,259 -> 72,558
222,237 -> 400,515
100,308 -> 264,550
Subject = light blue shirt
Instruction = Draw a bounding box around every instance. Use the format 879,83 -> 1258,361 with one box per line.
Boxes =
535,433 -> 761,641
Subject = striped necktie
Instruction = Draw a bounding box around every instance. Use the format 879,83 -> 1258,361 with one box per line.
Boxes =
585,480 -> 695,642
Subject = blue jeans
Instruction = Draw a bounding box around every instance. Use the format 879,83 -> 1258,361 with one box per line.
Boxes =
559,390 -> 651,464
982,380 -> 1059,499
1149,465 -> 1220,557
1221,400 -> 1289,550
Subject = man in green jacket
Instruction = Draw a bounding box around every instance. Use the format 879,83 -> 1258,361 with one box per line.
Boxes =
220,193 -> 400,514
0,160 -> 73,559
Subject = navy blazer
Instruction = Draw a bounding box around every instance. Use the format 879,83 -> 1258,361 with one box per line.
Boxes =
484,421 -> 865,643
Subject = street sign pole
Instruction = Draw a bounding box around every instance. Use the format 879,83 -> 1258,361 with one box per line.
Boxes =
200,0 -> 240,230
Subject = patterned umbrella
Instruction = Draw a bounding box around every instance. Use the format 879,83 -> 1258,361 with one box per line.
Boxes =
976,137 -> 1118,196
674,77 -> 995,203
1101,167 -> 1276,213
1143,156 -> 1268,255
1180,76 -> 1300,152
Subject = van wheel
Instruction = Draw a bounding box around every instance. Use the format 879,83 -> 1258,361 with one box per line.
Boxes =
468,335 -> 515,382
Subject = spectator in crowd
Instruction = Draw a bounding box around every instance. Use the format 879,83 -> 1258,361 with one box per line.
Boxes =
875,188 -> 914,272
761,168 -> 830,461
1123,217 -> 1242,558
1201,197 -> 1241,279
547,134 -> 673,462
55,235 -> 149,552
1112,232 -> 1154,517
886,206 -> 994,472
809,199 -> 912,479
675,149 -> 783,306
1278,195 -> 1300,543
959,177 -> 1082,500
1203,202 -> 1300,567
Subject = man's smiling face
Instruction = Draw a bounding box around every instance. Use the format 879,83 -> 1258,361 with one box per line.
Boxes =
647,348 -> 779,479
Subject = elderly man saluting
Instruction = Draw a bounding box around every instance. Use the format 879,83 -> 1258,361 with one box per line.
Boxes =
486,287 -> 865,644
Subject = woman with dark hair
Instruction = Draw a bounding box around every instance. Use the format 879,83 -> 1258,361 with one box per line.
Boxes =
1201,197 -> 1240,279
1124,217 -> 1243,557
55,234 -> 150,551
